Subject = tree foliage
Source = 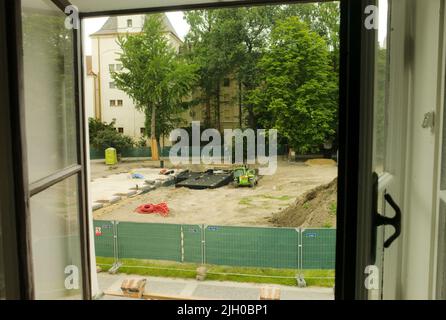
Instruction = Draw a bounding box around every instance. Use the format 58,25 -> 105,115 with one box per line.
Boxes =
184,3 -> 340,142
184,10 -> 245,128
88,118 -> 134,153
184,7 -> 279,128
281,2 -> 340,71
247,17 -> 338,153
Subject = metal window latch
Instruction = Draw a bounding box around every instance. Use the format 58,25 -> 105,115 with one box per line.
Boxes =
371,173 -> 402,264
375,194 -> 401,249
422,111 -> 435,131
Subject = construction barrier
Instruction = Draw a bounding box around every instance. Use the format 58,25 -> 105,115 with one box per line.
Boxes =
89,144 -> 289,160
93,220 -> 336,270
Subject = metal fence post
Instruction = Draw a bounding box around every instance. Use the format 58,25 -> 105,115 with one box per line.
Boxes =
201,224 -> 207,265
180,225 -> 184,263
296,228 -> 306,287
109,220 -> 122,274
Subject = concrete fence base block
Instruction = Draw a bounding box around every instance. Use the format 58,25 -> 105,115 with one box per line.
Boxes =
108,196 -> 122,204
92,203 -> 104,211
296,274 -> 307,288
114,190 -> 137,197
196,266 -> 207,281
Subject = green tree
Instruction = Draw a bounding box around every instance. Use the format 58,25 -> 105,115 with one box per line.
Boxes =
185,7 -> 279,129
88,118 -> 134,153
248,17 -> 338,153
281,2 -> 340,71
184,10 -> 245,129
112,14 -> 197,159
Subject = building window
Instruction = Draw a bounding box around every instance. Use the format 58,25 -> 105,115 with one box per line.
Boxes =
117,100 -> 123,106
140,128 -> 145,134
116,64 -> 123,71
109,100 -> 116,107
117,127 -> 124,134
127,19 -> 133,28
223,78 -> 230,87
109,64 -> 115,72
109,82 -> 116,89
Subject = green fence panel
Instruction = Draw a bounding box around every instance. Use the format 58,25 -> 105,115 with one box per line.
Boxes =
204,226 -> 299,269
121,147 -> 151,158
301,229 -> 336,269
93,220 -> 115,257
182,225 -> 203,263
90,144 -> 287,160
117,222 -> 182,261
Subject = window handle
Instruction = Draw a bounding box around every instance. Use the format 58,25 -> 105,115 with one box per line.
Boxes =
375,194 -> 402,248
371,173 -> 402,263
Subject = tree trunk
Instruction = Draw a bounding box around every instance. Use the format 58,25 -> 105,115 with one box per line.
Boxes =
216,85 -> 221,132
205,96 -> 211,127
150,105 -> 159,160
238,79 -> 242,128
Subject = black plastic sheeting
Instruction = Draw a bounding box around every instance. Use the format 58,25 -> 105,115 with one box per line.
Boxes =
175,170 -> 233,190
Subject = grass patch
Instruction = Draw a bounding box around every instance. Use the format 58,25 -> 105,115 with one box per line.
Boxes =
328,202 -> 337,216
259,194 -> 292,201
239,197 -> 254,206
96,257 -> 334,288
322,222 -> 333,228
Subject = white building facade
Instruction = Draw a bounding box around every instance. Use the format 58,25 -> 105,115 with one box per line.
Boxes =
87,14 -> 183,139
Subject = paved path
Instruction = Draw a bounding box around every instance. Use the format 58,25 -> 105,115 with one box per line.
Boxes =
97,273 -> 334,300
91,168 -> 176,210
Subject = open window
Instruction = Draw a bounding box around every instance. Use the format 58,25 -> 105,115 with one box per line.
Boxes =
1,0 -> 446,301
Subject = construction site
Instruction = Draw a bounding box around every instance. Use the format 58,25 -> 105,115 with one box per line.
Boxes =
91,157 -> 338,300
92,158 -> 337,228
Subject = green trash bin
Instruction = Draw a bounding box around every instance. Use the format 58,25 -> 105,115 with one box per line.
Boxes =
105,147 -> 118,165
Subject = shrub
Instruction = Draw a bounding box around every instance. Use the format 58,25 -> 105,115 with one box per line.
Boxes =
88,118 -> 134,153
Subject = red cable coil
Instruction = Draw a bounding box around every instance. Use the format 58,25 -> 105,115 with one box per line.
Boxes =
135,202 -> 169,217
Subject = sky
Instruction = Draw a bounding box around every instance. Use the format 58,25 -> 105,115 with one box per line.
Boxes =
82,11 -> 190,55
82,3 -> 388,55
378,0 -> 388,47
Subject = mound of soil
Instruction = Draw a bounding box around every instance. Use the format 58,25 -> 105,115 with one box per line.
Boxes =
271,178 -> 337,228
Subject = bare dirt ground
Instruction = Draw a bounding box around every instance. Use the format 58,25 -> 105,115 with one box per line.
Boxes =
271,177 -> 337,228
92,159 -> 337,227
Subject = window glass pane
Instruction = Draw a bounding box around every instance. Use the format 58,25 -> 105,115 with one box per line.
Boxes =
22,0 -> 78,183
30,175 -> 83,299
373,0 -> 389,175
